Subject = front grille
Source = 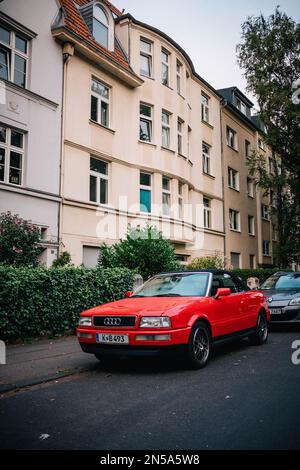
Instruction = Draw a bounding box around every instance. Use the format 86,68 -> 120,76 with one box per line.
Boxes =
271,310 -> 299,322
93,316 -> 136,328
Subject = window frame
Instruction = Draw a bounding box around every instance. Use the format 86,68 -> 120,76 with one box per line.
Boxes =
140,38 -> 153,78
93,3 -> 109,49
161,48 -> 170,87
0,124 -> 24,187
247,177 -> 254,198
203,197 -> 212,229
139,102 -> 153,143
201,93 -> 210,123
261,204 -> 270,221
91,77 -> 110,128
139,171 -> 152,213
178,181 -> 183,219
177,118 -> 183,154
248,215 -> 255,236
202,142 -> 211,176
89,156 -> 109,205
162,110 -> 171,149
162,175 -> 171,216
228,167 -> 239,190
229,208 -> 240,232
176,59 -> 182,95
0,24 -> 28,88
263,240 -> 270,256
226,126 -> 237,149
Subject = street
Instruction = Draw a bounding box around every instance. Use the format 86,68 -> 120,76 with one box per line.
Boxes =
0,329 -> 300,450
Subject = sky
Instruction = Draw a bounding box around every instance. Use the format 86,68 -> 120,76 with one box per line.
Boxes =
114,0 -> 300,108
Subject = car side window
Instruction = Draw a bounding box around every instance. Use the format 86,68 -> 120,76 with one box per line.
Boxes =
222,274 -> 239,293
210,275 -> 224,296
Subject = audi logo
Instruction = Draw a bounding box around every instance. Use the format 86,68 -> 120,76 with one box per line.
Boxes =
104,317 -> 122,326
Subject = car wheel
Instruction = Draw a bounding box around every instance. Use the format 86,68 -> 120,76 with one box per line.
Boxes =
250,311 -> 268,345
186,321 -> 211,369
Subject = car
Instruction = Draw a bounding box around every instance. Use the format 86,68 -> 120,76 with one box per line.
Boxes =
77,270 -> 270,369
261,271 -> 300,323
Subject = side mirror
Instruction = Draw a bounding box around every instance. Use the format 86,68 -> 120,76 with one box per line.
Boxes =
125,291 -> 133,298
214,288 -> 231,299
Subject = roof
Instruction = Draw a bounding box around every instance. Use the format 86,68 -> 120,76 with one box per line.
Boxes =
54,0 -> 131,71
218,86 -> 254,108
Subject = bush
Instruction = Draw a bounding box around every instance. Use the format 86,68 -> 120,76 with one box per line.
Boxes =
0,266 -> 133,340
187,253 -> 225,270
0,212 -> 43,267
98,225 -> 180,279
231,268 -> 280,285
52,251 -> 72,268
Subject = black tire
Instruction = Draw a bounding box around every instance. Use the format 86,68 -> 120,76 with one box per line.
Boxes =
250,311 -> 268,345
186,321 -> 211,369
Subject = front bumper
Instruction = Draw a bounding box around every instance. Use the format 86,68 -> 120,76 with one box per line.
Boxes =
269,305 -> 300,323
77,326 -> 191,357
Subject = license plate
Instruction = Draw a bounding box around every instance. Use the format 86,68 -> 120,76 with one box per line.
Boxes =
96,333 -> 129,345
270,308 -> 282,315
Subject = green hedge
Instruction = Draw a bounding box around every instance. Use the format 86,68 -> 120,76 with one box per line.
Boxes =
231,268 -> 279,285
0,266 -> 133,340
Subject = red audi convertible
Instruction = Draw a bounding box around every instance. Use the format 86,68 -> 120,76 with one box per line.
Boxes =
77,270 -> 270,368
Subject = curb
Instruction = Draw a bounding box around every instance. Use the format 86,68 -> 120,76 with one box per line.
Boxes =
0,365 -> 95,394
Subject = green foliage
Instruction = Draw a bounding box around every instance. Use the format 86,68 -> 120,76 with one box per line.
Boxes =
187,253 -> 225,270
98,225 -> 180,279
237,8 -> 300,266
0,266 -> 133,340
52,251 -> 72,268
231,268 -> 280,285
0,212 -> 43,267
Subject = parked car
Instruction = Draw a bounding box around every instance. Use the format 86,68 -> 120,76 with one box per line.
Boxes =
261,271 -> 300,323
77,270 -> 270,368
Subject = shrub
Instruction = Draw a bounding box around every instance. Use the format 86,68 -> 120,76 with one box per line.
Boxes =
52,251 -> 72,268
0,266 -> 133,340
98,225 -> 180,279
231,268 -> 280,285
187,253 -> 225,270
0,212 -> 43,267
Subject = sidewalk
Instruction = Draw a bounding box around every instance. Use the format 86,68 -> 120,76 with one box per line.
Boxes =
0,336 -> 97,393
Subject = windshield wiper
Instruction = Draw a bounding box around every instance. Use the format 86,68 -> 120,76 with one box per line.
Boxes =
153,293 -> 182,297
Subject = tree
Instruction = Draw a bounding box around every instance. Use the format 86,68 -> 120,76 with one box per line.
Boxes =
237,7 -> 300,267
52,251 -> 72,268
98,225 -> 180,279
0,212 -> 43,267
187,252 -> 225,270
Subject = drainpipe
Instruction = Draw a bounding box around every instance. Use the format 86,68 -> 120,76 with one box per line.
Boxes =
219,98 -> 227,266
58,42 -> 74,256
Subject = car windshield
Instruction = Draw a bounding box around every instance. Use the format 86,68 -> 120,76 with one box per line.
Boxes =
261,273 -> 300,290
132,273 -> 210,297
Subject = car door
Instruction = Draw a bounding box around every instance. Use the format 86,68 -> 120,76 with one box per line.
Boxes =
211,273 -> 244,337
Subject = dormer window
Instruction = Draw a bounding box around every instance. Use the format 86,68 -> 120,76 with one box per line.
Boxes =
93,3 -> 109,48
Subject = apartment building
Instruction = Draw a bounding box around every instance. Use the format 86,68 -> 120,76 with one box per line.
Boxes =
51,0 -> 225,266
218,87 -> 275,268
0,0 -> 62,266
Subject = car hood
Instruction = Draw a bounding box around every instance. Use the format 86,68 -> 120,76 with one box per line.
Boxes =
83,297 -> 205,317
262,289 -> 300,302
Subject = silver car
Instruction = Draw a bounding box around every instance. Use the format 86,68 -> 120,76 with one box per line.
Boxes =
261,272 -> 300,323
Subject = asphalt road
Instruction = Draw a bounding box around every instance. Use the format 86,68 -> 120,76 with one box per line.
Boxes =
1,328 -> 300,450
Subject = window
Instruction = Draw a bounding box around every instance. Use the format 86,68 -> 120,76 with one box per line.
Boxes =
249,254 -> 255,269
91,78 -> 110,127
248,215 -> 255,235
0,24 -> 28,87
245,140 -> 251,158
261,204 -> 269,220
0,124 -> 24,186
162,176 -> 171,216
140,39 -> 152,77
201,93 -> 210,123
139,172 -> 151,213
236,98 -> 247,115
247,177 -> 254,197
178,182 -> 183,219
177,118 -> 183,154
176,60 -> 182,95
162,110 -> 171,148
89,157 -> 108,204
229,209 -> 240,231
272,224 -> 278,242
139,103 -> 152,142
230,253 -> 240,270
270,189 -> 276,208
226,126 -> 236,149
263,240 -> 270,256
93,4 -> 109,48
258,138 -> 265,151
211,272 -> 242,295
202,143 -> 211,175
268,157 -> 274,174
161,49 -> 169,86
228,167 -> 239,190
203,197 -> 211,229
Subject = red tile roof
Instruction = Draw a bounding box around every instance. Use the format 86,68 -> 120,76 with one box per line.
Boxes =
56,0 -> 130,70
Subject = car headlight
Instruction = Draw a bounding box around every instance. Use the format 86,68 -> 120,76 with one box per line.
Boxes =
78,316 -> 92,327
289,297 -> 300,306
139,317 -> 171,328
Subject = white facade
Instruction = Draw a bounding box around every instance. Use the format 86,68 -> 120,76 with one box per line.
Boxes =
0,0 -> 62,266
